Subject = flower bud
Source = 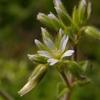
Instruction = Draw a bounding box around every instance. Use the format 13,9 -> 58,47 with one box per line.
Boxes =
37,13 -> 53,29
84,26 -> 100,39
54,0 -> 71,25
37,12 -> 62,31
18,64 -> 47,96
78,0 -> 86,24
48,12 -> 64,30
27,54 -> 47,64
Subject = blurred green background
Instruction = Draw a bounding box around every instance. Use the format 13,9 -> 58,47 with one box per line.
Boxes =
0,0 -> 100,100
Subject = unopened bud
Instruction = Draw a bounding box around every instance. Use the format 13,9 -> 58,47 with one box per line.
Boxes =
85,26 -> 100,39
18,64 -> 47,96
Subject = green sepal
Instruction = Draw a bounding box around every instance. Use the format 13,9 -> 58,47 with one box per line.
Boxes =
27,54 -> 47,64
78,0 -> 86,25
79,60 -> 89,72
54,0 -> 72,25
84,26 -> 100,40
66,61 -> 86,80
57,82 -> 69,98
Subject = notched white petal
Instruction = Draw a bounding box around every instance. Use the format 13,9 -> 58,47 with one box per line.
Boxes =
27,54 -> 35,61
54,0 -> 62,7
41,27 -> 55,49
48,12 -> 56,19
60,35 -> 69,52
61,50 -> 74,58
34,39 -> 45,49
82,0 -> 86,6
44,38 -> 55,49
38,50 -> 51,58
48,58 -> 58,65
37,13 -> 45,20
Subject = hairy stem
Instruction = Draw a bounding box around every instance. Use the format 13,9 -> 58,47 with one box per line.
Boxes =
60,71 -> 71,89
61,40 -> 78,100
60,70 -> 72,100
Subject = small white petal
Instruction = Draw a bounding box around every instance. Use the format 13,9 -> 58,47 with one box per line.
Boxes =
60,35 -> 69,52
48,12 -> 56,19
61,50 -> 74,58
54,0 -> 61,7
34,39 -> 45,49
44,38 -> 55,49
48,58 -> 58,65
38,50 -> 51,58
41,27 -> 55,49
27,54 -> 35,60
37,13 -> 45,20
82,0 -> 86,6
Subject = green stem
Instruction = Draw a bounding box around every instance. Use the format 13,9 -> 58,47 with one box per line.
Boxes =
0,90 -> 14,100
60,71 -> 71,89
62,40 -> 78,100
60,70 -> 72,100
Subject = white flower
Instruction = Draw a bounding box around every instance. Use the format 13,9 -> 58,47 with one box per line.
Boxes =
27,28 -> 74,66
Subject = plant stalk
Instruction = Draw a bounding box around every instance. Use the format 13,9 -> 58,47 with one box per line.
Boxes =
61,39 -> 78,100
60,70 -> 72,100
0,90 -> 14,100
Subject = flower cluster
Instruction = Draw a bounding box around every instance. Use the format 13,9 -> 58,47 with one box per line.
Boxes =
28,28 -> 74,66
18,28 -> 74,96
18,0 -> 100,98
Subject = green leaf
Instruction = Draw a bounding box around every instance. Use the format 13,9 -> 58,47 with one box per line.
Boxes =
57,82 -> 69,98
79,60 -> 89,72
84,26 -> 100,40
67,61 -> 86,80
